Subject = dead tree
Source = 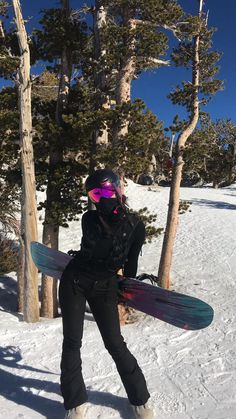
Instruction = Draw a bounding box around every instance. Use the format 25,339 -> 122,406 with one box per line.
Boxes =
158,0 -> 203,289
12,0 -> 39,322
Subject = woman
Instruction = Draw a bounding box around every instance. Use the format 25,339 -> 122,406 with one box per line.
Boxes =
59,169 -> 154,419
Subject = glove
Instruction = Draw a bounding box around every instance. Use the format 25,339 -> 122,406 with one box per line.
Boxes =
67,249 -> 79,257
136,273 -> 160,285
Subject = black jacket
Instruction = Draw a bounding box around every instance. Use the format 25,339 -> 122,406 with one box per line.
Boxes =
73,210 -> 145,280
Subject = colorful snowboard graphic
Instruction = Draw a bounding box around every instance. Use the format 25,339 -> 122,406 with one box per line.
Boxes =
31,241 -> 214,330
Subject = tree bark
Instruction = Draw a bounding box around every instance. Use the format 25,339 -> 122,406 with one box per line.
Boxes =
93,1 -> 109,146
41,223 -> 59,317
17,232 -> 25,313
113,19 -> 137,144
158,1 -> 203,289
0,19 -> 4,38
228,135 -> 236,184
13,0 -> 39,322
148,154 -> 157,176
41,0 -> 72,318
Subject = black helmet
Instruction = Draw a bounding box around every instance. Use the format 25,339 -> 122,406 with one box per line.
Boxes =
85,169 -> 120,192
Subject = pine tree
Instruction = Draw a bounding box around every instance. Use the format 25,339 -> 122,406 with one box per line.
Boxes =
158,0 -> 223,289
100,0 -> 183,148
73,0 -> 185,175
184,118 -> 236,187
40,0 -> 73,318
32,1 -> 89,317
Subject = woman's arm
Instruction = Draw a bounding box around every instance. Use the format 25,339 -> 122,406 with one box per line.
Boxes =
123,221 -> 146,278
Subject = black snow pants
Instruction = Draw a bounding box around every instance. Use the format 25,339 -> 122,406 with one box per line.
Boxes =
59,264 -> 150,410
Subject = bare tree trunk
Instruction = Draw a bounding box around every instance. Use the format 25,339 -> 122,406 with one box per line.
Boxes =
94,1 -> 109,146
113,18 -> 137,144
88,2 -> 109,181
41,223 -> 59,317
144,135 -> 157,177
113,60 -> 136,142
41,0 -> 72,318
0,19 -> 4,38
158,1 -> 203,289
116,54 -> 136,106
212,180 -> 219,189
13,0 -> 39,322
148,154 -> 157,177
228,136 -> 236,184
17,232 -> 25,313
169,133 -> 175,158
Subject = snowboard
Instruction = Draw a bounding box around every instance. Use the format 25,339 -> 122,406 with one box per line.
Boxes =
31,241 -> 214,331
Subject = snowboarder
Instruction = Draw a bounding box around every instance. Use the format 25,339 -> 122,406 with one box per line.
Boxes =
59,169 -> 154,419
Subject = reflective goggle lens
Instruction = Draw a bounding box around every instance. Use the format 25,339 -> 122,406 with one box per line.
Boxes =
88,187 -> 114,203
88,182 -> 121,203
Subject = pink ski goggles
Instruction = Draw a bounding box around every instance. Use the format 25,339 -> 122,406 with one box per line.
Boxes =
88,182 -> 121,203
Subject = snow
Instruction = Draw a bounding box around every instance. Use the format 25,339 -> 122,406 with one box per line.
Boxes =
1,182 -> 236,419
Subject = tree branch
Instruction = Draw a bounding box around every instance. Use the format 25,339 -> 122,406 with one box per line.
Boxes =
137,56 -> 170,67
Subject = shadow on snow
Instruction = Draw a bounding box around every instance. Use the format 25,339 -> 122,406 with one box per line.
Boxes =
0,346 -> 62,418
0,275 -> 19,315
0,346 -> 131,418
191,198 -> 236,210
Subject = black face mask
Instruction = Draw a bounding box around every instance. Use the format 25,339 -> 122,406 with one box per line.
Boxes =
96,197 -> 118,216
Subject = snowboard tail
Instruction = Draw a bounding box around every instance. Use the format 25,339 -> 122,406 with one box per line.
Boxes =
31,241 -> 214,330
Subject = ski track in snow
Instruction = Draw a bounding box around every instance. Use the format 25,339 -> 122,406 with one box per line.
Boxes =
0,183 -> 236,418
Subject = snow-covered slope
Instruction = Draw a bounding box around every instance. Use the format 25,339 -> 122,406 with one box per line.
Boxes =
0,183 -> 236,419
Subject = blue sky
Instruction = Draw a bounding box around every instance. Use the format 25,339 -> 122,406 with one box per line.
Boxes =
1,0 -> 235,128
